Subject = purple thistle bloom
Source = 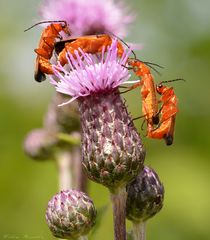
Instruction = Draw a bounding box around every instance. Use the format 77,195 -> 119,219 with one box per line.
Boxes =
50,38 -> 145,191
50,39 -> 131,106
39,0 -> 134,37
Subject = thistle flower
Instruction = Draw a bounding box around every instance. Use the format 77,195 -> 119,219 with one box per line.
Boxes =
39,0 -> 134,37
46,190 -> 96,239
51,40 -> 145,191
51,40 -> 145,240
51,40 -> 131,105
126,166 -> 164,223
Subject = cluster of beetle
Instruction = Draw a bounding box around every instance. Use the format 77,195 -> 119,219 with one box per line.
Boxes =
25,20 -> 183,146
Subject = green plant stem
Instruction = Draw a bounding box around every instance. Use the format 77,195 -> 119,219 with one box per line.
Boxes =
78,236 -> 88,240
110,187 -> 127,240
72,147 -> 88,193
56,151 -> 73,190
57,132 -> 81,145
133,222 -> 146,240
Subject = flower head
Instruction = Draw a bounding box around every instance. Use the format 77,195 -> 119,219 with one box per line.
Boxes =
40,0 -> 134,37
50,39 -> 145,192
46,190 -> 97,239
50,39 -> 131,106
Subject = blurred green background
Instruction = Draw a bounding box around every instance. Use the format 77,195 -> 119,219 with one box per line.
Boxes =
1,0 -> 210,239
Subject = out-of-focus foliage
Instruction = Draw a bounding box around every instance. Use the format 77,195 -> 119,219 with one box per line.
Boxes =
0,0 -> 210,239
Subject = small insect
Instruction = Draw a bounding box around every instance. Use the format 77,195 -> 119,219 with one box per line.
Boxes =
147,111 -> 176,145
147,79 -> 184,145
24,20 -> 71,82
54,34 -> 124,66
125,59 -> 160,128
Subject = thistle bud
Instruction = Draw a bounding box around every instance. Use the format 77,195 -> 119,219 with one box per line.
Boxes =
80,91 -> 145,191
46,190 -> 97,239
126,166 -> 164,222
23,129 -> 57,160
44,92 -> 80,133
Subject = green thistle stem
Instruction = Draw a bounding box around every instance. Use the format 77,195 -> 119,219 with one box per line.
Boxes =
78,236 -> 88,240
56,151 -> 73,190
133,222 -> 146,240
73,147 -> 88,193
56,148 -> 87,192
57,132 -> 81,145
110,187 -> 127,240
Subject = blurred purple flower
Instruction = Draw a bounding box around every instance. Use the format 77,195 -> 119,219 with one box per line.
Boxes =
50,39 -> 131,106
39,0 -> 134,37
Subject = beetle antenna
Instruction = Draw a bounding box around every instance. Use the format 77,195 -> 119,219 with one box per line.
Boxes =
105,30 -> 137,59
159,78 -> 186,85
24,20 -> 67,32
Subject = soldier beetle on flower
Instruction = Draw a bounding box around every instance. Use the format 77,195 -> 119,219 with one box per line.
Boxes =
122,55 -> 183,145
54,34 -> 125,66
123,59 -> 160,130
24,20 -> 71,82
147,79 -> 185,145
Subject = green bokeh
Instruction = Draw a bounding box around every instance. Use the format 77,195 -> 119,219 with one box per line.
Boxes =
0,0 -> 210,239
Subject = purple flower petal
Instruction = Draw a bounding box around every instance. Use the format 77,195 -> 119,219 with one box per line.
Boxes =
50,39 -> 132,105
39,0 -> 135,37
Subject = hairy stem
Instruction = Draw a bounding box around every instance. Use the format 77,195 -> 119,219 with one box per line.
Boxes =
110,187 -> 127,240
133,222 -> 146,240
78,236 -> 88,240
73,147 -> 88,193
57,151 -> 73,190
56,147 -> 87,192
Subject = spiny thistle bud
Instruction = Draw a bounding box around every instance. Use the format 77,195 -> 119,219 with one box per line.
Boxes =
126,166 -> 164,222
46,190 -> 97,239
23,128 -> 57,160
44,93 -> 80,134
79,92 -> 145,191
51,40 -> 145,192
